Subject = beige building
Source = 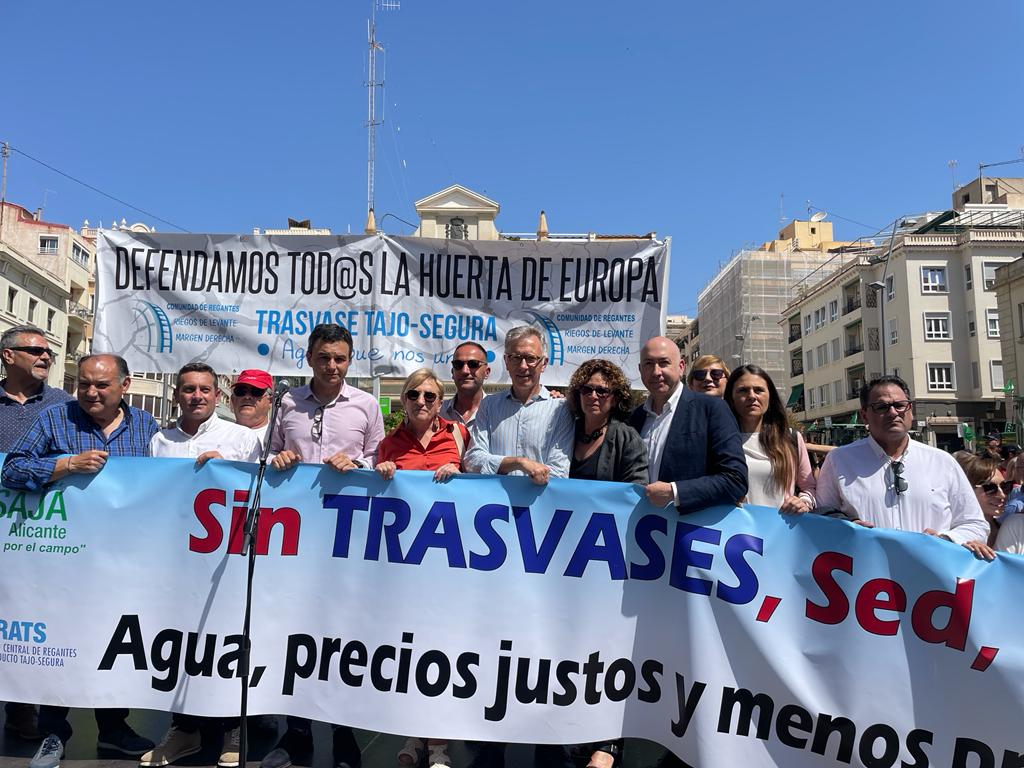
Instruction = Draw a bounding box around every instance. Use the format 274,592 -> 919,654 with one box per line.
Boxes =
0,202 -> 93,391
994,256 -> 1024,441
786,199 -> 1022,450
697,219 -> 852,398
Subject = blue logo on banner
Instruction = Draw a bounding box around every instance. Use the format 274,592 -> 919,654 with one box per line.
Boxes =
132,301 -> 173,354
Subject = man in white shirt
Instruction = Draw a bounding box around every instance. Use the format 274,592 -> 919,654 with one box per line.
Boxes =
229,369 -> 273,448
142,362 -> 260,768
816,375 -> 991,556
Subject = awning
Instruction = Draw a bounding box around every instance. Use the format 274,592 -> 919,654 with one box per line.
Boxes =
786,384 -> 804,408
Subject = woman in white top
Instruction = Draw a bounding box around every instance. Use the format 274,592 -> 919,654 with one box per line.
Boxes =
725,364 -> 816,513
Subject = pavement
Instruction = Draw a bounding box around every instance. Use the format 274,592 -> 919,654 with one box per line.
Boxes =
0,708 -> 669,768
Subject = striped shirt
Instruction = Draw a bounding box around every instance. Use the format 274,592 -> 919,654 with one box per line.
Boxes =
0,381 -> 73,452
464,386 -> 573,477
2,400 -> 159,491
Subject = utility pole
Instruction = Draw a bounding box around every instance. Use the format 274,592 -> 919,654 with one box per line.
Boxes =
366,1 -> 399,218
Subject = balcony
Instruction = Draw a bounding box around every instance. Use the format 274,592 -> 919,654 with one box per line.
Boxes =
845,342 -> 863,357
788,325 -> 802,343
68,300 -> 93,319
842,296 -> 862,315
847,390 -> 861,402
791,360 -> 804,376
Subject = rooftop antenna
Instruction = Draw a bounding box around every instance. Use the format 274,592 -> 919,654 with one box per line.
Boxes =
779,192 -> 785,226
810,210 -> 827,223
366,0 -> 400,219
948,159 -> 958,192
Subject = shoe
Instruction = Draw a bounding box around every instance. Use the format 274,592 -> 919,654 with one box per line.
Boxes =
138,726 -> 200,766
251,715 -> 278,736
261,728 -> 313,768
4,702 -> 41,740
427,742 -> 451,768
29,734 -> 64,768
218,726 -> 241,768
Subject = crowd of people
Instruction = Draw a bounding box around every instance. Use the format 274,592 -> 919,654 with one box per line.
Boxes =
0,318 -> 1015,768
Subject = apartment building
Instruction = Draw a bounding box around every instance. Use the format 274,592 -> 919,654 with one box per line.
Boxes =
786,196 -> 1021,450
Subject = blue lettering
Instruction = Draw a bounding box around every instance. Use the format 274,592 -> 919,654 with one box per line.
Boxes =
513,507 -> 572,574
716,534 -> 763,605
365,496 -> 411,563
629,514 -> 668,580
669,523 -> 721,596
405,501 -> 466,568
564,513 -> 626,580
469,504 -> 509,571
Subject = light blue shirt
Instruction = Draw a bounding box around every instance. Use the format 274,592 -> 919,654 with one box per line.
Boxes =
464,386 -> 574,477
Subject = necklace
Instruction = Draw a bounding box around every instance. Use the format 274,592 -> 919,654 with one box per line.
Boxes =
577,422 -> 607,444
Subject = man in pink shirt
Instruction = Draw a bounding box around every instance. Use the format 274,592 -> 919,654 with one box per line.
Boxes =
263,323 -> 381,768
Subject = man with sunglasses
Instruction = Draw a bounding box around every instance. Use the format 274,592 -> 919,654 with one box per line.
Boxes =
264,323 -> 379,768
816,375 -> 989,553
229,369 -> 274,446
440,341 -> 490,428
0,326 -> 71,743
464,326 -> 573,484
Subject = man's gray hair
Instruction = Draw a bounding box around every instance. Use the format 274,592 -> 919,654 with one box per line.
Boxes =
504,325 -> 547,356
1,325 -> 47,351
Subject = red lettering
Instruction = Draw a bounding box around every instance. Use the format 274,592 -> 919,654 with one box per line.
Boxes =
805,551 -> 853,624
258,506 -> 301,556
911,578 -> 975,650
189,488 -> 227,553
854,578 -> 906,636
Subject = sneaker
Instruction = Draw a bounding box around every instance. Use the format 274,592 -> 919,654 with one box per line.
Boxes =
218,726 -> 241,768
427,742 -> 451,768
29,734 -> 64,768
4,703 -> 41,741
137,726 -> 200,766
260,728 -> 314,768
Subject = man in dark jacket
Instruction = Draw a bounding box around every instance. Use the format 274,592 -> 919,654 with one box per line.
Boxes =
630,336 -> 747,513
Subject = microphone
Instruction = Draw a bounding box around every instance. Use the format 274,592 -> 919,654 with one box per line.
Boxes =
273,379 -> 292,402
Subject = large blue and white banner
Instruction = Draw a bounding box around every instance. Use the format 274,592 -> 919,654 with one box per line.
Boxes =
2,457 -> 1023,767
92,232 -> 669,387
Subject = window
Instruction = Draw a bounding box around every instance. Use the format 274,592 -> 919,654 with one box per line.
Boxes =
805,350 -> 814,372
1018,303 -> 1024,337
27,298 -> 36,322
38,236 -> 58,255
967,311 -> 976,338
972,361 -> 980,389
992,360 -> 1005,391
885,275 -> 895,301
887,318 -> 898,346
820,384 -> 831,407
834,380 -> 843,403
965,265 -> 973,291
46,309 -> 55,332
921,266 -> 948,293
983,262 -> 1000,290
927,363 -> 955,391
6,287 -> 15,313
71,243 -> 89,266
924,312 -> 951,340
804,315 -> 811,335
831,337 -> 841,360
987,308 -> 1000,338
808,388 -> 817,409
814,307 -> 826,330
828,299 -> 839,322
816,343 -> 828,368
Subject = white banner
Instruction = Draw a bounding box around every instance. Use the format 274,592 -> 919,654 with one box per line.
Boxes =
3,458 -> 1024,767
92,232 -> 669,386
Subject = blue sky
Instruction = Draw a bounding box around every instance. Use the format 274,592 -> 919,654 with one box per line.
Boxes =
4,1 -> 1023,315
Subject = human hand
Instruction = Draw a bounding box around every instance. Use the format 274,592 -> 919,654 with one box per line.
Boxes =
271,450 -> 301,470
645,481 -> 675,507
69,450 -> 109,474
195,451 -> 223,468
375,461 -> 397,480
324,452 -> 359,472
779,494 -> 812,515
433,463 -> 460,482
962,539 -> 996,561
519,459 -> 550,485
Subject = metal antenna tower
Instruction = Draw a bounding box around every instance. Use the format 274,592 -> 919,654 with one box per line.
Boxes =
366,0 -> 399,216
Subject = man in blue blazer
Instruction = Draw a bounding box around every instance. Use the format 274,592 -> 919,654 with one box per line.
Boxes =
630,336 -> 747,513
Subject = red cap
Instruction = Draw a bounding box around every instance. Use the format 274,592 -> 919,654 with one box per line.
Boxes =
233,369 -> 273,391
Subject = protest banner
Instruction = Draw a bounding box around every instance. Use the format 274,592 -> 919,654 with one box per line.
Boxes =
1,457 -> 1022,767
92,232 -> 669,387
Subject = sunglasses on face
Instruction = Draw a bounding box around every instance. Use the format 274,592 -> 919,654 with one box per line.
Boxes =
692,369 -> 726,382
868,400 -> 913,414
978,481 -> 1015,496
579,384 -> 612,399
452,359 -> 485,371
9,345 -> 57,359
232,385 -> 267,398
405,389 -> 439,404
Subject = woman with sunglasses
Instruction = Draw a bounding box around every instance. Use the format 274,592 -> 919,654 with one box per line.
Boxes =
687,354 -> 730,397
376,369 -> 467,768
377,369 -> 467,485
953,451 -> 1019,555
564,359 -> 647,768
725,364 -> 816,513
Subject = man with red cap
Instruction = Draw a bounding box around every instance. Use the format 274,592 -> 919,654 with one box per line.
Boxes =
230,369 -> 274,447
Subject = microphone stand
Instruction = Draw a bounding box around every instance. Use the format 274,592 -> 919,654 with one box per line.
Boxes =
238,382 -> 288,767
